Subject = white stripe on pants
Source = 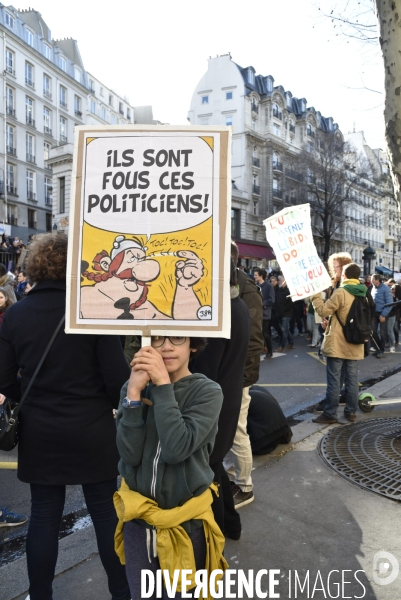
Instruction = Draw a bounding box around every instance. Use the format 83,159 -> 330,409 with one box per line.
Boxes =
223,386 -> 253,492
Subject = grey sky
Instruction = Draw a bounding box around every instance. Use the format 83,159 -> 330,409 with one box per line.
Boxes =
12,0 -> 386,148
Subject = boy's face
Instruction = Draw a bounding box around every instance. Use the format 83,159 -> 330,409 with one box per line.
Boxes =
152,337 -> 195,383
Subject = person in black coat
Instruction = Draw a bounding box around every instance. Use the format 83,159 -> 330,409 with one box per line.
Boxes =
191,259 -> 250,540
0,233 -> 130,600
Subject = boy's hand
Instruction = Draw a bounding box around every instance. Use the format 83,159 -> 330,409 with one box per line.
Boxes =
126,366 -> 149,400
131,347 -> 171,387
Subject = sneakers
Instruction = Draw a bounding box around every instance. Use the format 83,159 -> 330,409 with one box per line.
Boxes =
344,413 -> 356,422
375,351 -> 383,359
286,344 -> 295,349
276,347 -> 285,352
0,507 -> 28,527
231,483 -> 255,509
390,347 -> 396,353
264,353 -> 272,360
312,414 -> 338,424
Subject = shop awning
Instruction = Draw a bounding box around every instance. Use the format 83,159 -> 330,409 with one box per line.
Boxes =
237,243 -> 275,261
375,265 -> 393,275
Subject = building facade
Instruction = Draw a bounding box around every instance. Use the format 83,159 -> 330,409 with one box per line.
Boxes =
188,55 -> 398,272
0,5 -> 136,241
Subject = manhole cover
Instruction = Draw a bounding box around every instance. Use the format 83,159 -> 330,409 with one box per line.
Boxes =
319,417 -> 401,501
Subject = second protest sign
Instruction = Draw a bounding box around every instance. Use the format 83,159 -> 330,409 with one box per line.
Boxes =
264,204 -> 331,300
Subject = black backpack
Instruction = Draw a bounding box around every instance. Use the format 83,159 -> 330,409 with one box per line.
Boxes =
336,295 -> 372,344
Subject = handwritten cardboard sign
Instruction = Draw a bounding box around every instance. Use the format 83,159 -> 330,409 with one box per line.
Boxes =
263,204 -> 331,300
66,125 -> 231,337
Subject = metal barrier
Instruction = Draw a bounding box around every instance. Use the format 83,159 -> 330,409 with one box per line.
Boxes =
0,252 -> 17,269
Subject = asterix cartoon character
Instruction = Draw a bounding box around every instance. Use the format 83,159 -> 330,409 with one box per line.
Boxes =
80,235 -> 204,320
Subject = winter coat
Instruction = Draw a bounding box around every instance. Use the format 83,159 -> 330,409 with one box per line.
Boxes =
312,287 -> 365,360
276,285 -> 293,318
258,279 -> 275,321
0,280 -> 130,485
238,270 -> 264,387
371,283 -> 393,317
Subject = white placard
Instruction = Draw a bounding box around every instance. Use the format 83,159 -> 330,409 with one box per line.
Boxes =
264,204 -> 331,300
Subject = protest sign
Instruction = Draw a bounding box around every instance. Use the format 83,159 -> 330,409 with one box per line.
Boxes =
66,125 -> 231,337
263,204 -> 331,300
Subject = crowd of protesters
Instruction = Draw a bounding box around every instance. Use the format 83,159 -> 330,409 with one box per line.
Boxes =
0,235 -> 399,599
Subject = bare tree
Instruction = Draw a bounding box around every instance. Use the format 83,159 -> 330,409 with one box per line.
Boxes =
287,134 -> 364,261
316,0 -> 401,214
317,0 -> 378,43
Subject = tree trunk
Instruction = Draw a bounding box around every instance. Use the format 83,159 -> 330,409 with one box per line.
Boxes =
374,0 -> 401,211
323,235 -> 331,262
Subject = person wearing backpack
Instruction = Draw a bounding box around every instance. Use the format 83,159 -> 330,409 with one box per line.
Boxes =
310,263 -> 369,425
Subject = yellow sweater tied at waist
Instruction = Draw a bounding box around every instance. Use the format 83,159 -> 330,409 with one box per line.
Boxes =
113,479 -> 228,595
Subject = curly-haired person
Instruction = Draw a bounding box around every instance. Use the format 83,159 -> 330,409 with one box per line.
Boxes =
0,232 -> 131,600
327,252 -> 352,291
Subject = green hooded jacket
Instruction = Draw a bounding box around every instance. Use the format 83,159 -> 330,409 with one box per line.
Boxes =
116,373 -> 223,531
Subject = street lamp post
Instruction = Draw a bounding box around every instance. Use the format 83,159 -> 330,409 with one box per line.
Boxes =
392,240 -> 400,278
363,245 -> 376,277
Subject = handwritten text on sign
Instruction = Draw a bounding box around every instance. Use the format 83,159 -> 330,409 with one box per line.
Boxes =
263,204 -> 331,299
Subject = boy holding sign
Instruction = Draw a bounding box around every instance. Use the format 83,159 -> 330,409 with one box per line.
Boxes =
114,336 -> 228,598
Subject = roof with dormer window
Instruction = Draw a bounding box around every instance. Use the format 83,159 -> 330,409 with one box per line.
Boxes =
234,60 -> 338,132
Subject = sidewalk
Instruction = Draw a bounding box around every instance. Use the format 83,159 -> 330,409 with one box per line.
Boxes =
4,373 -> 401,600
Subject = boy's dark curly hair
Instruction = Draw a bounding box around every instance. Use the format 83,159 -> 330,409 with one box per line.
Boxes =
189,337 -> 207,360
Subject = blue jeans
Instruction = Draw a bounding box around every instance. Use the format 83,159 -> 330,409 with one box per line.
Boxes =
280,316 -> 293,347
323,357 -> 359,419
307,314 -> 320,345
26,479 -> 130,600
387,316 -> 396,347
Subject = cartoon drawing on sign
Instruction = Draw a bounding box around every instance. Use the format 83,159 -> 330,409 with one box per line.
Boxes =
80,234 -> 205,320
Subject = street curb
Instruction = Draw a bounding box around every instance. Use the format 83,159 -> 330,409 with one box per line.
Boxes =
0,524 -> 98,600
359,370 -> 401,399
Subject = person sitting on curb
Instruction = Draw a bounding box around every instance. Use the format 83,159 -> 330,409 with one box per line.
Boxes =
310,263 -> 367,425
